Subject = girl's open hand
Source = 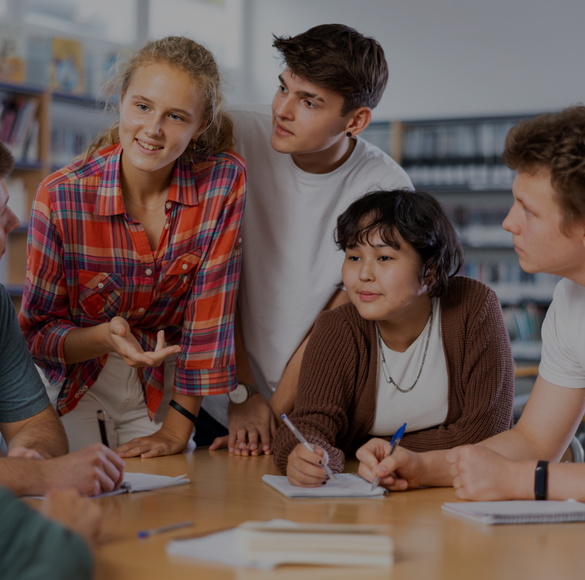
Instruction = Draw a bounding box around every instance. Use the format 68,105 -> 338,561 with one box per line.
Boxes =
107,318 -> 180,367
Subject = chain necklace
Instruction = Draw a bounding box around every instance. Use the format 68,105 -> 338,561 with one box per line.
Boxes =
376,305 -> 434,393
122,188 -> 168,209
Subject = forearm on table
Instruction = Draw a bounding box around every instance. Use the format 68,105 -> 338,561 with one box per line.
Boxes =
164,392 -> 203,442
6,407 -> 68,458
478,426 -> 567,462
478,378 -> 584,462
492,460 -> 585,502
0,458 -> 52,496
415,449 -> 454,487
63,324 -> 111,365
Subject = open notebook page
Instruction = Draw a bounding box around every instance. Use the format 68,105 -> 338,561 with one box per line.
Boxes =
262,474 -> 386,498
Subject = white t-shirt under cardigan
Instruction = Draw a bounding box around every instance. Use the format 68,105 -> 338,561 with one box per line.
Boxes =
369,298 -> 449,436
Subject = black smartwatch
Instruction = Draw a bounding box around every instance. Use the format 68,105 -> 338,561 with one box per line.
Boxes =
534,460 -> 549,500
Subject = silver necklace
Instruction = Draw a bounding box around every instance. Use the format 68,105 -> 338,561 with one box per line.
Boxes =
122,188 -> 168,209
376,305 -> 434,393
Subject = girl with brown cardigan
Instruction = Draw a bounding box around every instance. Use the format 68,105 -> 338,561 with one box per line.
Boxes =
273,189 -> 514,487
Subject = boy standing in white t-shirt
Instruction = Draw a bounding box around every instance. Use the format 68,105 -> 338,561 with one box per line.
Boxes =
197,24 -> 412,453
356,106 -> 585,502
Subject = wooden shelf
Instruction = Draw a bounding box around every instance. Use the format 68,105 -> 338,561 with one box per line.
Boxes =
0,82 -> 111,306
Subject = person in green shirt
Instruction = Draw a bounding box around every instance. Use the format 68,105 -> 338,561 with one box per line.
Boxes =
0,139 -> 121,578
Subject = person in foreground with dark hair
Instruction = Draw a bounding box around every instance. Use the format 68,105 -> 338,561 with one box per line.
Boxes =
444,106 -> 585,502
0,140 -> 116,579
203,23 -> 412,455
272,189 -> 515,487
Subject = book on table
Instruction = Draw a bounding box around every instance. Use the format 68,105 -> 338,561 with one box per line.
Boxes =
167,519 -> 393,569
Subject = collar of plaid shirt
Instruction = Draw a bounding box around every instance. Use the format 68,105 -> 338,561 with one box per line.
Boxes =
93,144 -> 205,215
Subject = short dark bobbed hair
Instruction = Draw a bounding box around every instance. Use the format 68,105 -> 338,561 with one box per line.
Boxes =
335,189 -> 464,298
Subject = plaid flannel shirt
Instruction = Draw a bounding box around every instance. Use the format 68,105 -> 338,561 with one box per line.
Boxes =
19,144 -> 246,416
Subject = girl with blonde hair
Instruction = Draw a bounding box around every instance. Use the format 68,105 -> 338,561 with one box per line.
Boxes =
20,36 -> 246,458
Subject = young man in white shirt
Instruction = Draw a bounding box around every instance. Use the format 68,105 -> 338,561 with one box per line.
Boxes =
196,24 -> 412,454
356,106 -> 585,502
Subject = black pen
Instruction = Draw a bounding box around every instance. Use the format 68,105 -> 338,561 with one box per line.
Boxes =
97,409 -> 110,448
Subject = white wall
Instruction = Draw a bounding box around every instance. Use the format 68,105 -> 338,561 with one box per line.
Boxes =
231,0 -> 585,121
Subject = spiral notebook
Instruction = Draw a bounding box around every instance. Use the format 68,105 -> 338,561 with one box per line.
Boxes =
442,499 -> 585,525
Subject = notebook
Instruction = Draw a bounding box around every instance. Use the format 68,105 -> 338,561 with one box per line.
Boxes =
96,472 -> 190,497
167,519 -> 393,569
262,474 -> 387,498
26,472 -> 190,499
442,499 -> 585,525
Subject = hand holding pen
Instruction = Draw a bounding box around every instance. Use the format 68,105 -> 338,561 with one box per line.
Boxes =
281,413 -> 338,487
370,423 -> 407,491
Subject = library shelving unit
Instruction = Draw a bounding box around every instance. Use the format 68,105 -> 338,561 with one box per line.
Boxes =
361,114 -> 550,366
0,81 -> 113,311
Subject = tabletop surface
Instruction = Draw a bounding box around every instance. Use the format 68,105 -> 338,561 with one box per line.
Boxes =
92,449 -> 585,580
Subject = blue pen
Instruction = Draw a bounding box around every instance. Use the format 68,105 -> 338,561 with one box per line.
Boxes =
370,422 -> 407,492
281,413 -> 338,483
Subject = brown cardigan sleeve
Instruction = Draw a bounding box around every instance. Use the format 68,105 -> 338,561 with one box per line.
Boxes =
272,308 -> 366,475
399,278 -> 515,452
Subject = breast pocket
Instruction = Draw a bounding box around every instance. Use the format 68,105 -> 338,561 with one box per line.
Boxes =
78,270 -> 123,319
160,249 -> 202,298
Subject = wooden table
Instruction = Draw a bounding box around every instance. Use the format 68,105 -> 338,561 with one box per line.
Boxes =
93,449 -> 585,580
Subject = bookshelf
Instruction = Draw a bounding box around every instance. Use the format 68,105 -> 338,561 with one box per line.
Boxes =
0,81 -> 114,311
361,114 -> 551,364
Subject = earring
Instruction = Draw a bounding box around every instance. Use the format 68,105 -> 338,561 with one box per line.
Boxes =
346,131 -> 352,137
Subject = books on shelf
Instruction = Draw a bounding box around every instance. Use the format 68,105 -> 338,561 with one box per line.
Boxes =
502,303 -> 546,360
51,127 -> 93,168
402,119 -> 524,161
361,122 -> 392,156
0,23 -> 26,84
50,38 -> 85,95
460,258 -> 559,303
0,92 -> 40,163
407,163 -> 516,190
5,176 -> 28,224
502,303 -> 546,343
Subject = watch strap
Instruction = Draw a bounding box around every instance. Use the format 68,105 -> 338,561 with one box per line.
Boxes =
245,382 -> 259,397
534,460 -> 548,500
169,399 -> 198,424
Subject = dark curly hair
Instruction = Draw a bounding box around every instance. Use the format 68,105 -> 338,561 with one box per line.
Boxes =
273,24 -> 388,117
335,189 -> 464,298
0,140 -> 14,178
503,106 -> 585,232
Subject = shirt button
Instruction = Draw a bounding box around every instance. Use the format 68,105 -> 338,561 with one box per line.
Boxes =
165,223 -> 170,230
74,393 -> 80,398
138,307 -> 145,314
166,202 -> 172,209
238,238 -> 242,244
182,264 -> 188,270
97,282 -> 104,289
145,268 -> 153,276
82,385 -> 88,391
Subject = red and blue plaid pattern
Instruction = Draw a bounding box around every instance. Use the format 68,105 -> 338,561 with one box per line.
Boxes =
19,144 -> 246,416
